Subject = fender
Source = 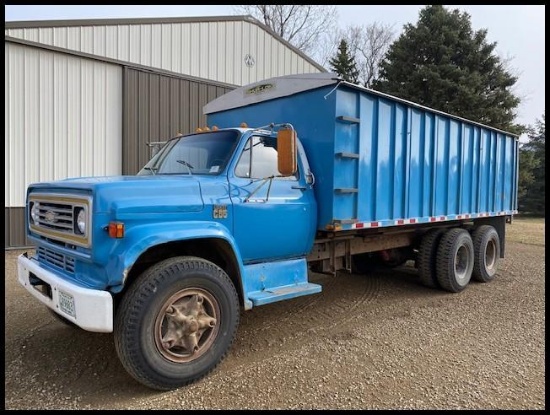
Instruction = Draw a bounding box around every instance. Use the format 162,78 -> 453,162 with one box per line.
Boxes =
106,221 -> 246,298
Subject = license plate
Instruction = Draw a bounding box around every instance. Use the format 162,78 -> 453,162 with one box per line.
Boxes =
58,290 -> 76,318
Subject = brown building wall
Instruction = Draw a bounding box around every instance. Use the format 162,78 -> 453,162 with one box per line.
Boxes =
122,67 -> 234,175
5,208 -> 33,249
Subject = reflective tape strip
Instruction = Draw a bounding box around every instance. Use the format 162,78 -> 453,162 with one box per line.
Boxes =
394,218 -> 417,225
352,221 -> 380,229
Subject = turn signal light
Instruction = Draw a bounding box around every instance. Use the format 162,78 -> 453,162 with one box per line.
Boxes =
108,222 -> 125,238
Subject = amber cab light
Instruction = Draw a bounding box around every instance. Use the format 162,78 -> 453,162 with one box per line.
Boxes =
108,222 -> 125,238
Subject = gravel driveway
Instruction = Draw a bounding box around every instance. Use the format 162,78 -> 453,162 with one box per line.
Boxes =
4,221 -> 545,410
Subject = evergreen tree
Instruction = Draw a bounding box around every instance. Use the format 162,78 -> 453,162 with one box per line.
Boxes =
329,39 -> 360,84
373,5 -> 522,134
518,149 -> 538,206
519,111 -> 545,215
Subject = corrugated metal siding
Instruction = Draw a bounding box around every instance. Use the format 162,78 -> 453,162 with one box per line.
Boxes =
6,20 -> 322,85
5,41 -> 122,247
122,67 -> 234,175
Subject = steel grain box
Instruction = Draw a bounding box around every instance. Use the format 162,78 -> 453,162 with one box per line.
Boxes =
204,73 -> 519,231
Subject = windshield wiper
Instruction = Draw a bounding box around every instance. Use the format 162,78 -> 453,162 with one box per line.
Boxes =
176,159 -> 194,175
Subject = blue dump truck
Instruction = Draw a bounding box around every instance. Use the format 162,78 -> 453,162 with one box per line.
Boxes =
17,73 -> 519,390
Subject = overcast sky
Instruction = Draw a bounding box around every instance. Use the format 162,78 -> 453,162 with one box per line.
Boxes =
5,5 -> 545,131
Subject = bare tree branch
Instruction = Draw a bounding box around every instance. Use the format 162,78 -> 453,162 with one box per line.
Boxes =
234,5 -> 338,61
339,22 -> 396,87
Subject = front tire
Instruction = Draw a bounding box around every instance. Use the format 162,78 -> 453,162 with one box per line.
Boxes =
114,256 -> 240,391
436,228 -> 474,293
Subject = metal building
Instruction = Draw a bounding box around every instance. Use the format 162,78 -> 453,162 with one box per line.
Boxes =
5,16 -> 326,248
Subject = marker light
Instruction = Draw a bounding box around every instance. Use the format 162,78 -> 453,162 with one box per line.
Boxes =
108,222 -> 125,238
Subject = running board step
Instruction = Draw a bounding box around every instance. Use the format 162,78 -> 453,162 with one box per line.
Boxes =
248,283 -> 322,306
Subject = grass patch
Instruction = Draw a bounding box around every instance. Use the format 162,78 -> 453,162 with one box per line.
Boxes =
506,217 -> 545,246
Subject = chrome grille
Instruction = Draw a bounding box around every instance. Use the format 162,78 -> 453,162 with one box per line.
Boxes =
37,246 -> 75,273
35,201 -> 74,233
28,193 -> 92,248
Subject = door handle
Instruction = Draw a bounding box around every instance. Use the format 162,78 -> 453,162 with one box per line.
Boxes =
291,185 -> 307,190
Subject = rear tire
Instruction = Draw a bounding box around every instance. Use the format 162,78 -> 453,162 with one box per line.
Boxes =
471,225 -> 500,283
436,228 -> 474,293
416,229 -> 445,289
114,256 -> 240,391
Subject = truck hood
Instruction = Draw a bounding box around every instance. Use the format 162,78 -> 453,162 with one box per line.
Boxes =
29,175 -> 205,214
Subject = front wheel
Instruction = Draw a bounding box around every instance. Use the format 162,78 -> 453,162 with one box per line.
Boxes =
114,256 -> 240,391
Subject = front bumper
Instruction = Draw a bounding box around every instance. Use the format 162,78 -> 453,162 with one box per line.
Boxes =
17,253 -> 113,333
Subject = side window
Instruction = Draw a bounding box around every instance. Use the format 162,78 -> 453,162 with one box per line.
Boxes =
235,136 -> 298,180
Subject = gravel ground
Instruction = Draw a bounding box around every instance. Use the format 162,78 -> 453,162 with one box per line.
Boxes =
4,221 -> 545,410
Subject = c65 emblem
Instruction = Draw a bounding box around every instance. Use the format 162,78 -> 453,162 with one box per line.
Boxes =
213,205 -> 228,219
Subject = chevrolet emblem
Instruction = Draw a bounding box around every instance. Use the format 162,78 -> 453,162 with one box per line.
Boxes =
44,210 -> 56,223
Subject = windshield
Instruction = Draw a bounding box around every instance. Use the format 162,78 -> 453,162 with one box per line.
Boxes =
138,130 -> 240,176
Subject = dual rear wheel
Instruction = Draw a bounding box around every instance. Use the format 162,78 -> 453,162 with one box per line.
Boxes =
471,225 -> 500,283
417,225 -> 500,293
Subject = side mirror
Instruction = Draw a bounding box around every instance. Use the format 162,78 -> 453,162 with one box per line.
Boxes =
277,128 -> 297,176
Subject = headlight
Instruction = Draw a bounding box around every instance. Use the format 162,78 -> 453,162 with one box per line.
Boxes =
30,202 -> 40,224
75,208 -> 87,235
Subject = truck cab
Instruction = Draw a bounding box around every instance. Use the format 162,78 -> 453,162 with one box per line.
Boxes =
138,126 -> 318,264
18,123 -> 321,391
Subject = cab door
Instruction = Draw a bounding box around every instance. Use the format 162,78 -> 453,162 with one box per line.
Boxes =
229,135 -> 316,263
